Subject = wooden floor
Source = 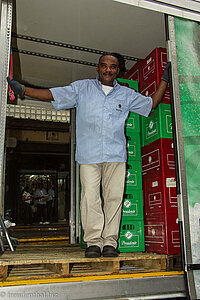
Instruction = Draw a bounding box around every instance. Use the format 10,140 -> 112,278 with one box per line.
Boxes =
0,244 -> 181,281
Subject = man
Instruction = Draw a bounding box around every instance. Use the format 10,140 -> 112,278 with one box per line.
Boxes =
7,53 -> 170,258
22,186 -> 33,226
46,185 -> 55,224
34,183 -> 49,225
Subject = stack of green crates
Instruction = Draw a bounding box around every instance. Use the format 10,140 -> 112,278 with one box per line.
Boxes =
140,103 -> 173,146
117,78 -> 145,253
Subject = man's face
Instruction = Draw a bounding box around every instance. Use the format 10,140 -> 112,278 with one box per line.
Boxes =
97,55 -> 120,86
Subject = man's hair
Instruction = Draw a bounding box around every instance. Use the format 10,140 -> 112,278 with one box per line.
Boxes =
98,52 -> 126,77
98,52 -> 120,65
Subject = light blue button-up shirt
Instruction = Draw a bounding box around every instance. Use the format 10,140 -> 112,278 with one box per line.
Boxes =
50,78 -> 152,164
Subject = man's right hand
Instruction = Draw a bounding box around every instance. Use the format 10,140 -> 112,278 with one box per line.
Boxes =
7,77 -> 26,99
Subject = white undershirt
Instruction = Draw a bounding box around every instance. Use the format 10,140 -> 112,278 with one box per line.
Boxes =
102,84 -> 113,95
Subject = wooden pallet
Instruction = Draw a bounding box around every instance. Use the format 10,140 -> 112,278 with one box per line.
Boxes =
0,244 -> 181,281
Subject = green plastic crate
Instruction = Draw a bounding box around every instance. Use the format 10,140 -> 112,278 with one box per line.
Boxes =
118,218 -> 145,252
126,132 -> 141,160
122,187 -> 144,220
141,103 -> 173,146
125,160 -> 142,189
117,78 -> 138,90
125,112 -> 140,134
117,78 -> 140,134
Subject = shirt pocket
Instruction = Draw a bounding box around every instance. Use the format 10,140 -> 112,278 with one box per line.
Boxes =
111,101 -> 128,119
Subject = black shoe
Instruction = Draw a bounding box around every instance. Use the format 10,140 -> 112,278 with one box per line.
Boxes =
85,246 -> 101,258
102,245 -> 119,257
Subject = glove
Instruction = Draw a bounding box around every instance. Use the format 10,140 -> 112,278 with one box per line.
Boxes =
161,62 -> 171,83
7,77 -> 26,99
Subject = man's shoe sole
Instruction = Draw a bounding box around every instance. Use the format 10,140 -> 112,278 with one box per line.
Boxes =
85,252 -> 101,258
102,246 -> 119,257
85,246 -> 101,258
102,252 -> 118,257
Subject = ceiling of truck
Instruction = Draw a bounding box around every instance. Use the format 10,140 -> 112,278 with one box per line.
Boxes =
12,0 -> 166,88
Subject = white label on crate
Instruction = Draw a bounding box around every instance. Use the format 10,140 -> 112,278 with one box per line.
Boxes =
145,91 -> 149,96
147,129 -> 157,137
149,120 -> 154,129
148,155 -> 152,163
122,241 -> 138,247
125,231 -> 133,240
124,200 -> 131,208
152,181 -> 158,187
166,178 -> 176,187
148,156 -> 152,163
127,181 -> 136,184
122,241 -> 137,246
123,209 -> 136,214
147,57 -> 152,65
171,142 -> 174,149
152,229 -> 156,236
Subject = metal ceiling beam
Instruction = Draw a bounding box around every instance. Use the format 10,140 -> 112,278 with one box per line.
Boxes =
12,33 -> 140,62
12,48 -> 98,68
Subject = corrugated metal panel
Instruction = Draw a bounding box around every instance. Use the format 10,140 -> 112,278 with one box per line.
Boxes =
6,104 -> 70,123
114,0 -> 200,22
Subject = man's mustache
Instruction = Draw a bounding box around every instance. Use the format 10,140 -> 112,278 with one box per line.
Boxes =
103,72 -> 113,76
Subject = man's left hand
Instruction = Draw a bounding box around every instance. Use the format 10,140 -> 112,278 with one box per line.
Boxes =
162,62 -> 171,83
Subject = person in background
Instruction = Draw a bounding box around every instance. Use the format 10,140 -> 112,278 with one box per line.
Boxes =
8,53 -> 170,257
46,185 -> 55,224
22,186 -> 33,226
34,183 -> 49,225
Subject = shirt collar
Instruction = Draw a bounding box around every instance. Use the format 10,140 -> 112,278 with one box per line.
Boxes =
95,76 -> 119,89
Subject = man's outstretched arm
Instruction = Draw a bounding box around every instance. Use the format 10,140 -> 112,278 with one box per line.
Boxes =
151,62 -> 171,109
25,87 -> 53,101
7,77 -> 54,101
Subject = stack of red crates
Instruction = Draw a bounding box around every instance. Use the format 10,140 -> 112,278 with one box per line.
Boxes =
124,48 -> 180,255
141,138 -> 180,255
124,48 -> 170,103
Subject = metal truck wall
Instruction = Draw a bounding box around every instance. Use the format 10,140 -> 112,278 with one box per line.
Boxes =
114,0 -> 200,22
0,0 -> 12,213
174,16 -> 200,299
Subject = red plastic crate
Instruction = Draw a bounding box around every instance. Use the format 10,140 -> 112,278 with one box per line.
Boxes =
140,48 -> 170,103
141,138 -> 175,180
144,212 -> 180,255
140,77 -> 171,104
140,48 -> 167,82
143,175 -> 177,215
123,60 -> 143,88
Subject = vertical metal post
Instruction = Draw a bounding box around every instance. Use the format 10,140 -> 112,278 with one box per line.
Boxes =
1,151 -> 6,216
70,108 -> 76,243
75,162 -> 80,242
0,0 -> 12,218
167,15 -> 197,300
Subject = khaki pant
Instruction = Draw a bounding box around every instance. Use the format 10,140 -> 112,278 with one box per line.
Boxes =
80,162 -> 125,250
